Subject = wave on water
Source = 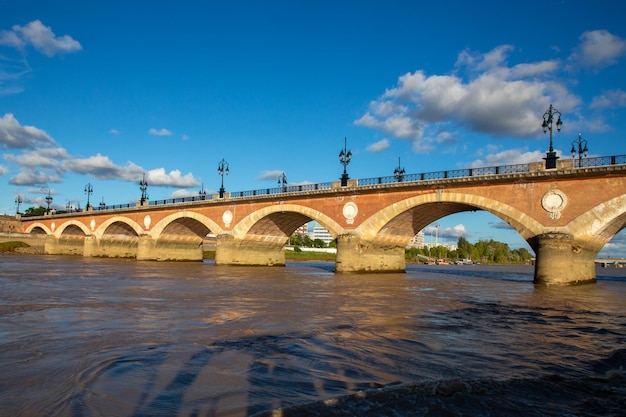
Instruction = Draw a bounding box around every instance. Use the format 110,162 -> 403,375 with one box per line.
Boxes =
255,349 -> 626,417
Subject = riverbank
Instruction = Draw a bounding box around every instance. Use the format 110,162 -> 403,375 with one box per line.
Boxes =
0,241 -> 41,254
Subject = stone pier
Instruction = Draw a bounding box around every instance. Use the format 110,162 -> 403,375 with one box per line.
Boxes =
335,233 -> 405,273
214,234 -> 286,266
530,232 -> 597,286
137,235 -> 203,261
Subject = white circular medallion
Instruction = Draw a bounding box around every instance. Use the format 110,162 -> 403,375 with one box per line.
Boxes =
541,190 -> 567,220
222,210 -> 233,228
143,215 -> 152,230
342,202 -> 358,225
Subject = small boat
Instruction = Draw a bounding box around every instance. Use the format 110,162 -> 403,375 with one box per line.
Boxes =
435,259 -> 449,265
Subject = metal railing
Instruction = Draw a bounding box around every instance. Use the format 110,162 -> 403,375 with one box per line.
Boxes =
575,154 -> 626,168
23,154 -> 626,217
358,162 -> 531,186
230,182 -> 333,198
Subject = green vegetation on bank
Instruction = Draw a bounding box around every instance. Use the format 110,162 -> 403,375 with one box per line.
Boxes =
0,241 -> 31,253
285,249 -> 336,262
406,236 -> 533,264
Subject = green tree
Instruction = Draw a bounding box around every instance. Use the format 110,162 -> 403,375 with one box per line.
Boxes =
23,206 -> 47,217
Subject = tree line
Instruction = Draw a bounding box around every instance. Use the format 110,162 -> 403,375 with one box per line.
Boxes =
406,236 -> 533,264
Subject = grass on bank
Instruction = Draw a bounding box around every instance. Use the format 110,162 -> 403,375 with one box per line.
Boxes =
0,241 -> 30,253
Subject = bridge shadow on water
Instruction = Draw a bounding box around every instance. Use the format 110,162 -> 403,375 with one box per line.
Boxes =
68,327 -> 383,417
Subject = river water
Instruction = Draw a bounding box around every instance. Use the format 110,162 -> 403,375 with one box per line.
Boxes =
1,254 -> 625,417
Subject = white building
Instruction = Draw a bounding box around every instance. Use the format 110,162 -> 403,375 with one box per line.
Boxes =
311,223 -> 333,244
407,230 -> 425,248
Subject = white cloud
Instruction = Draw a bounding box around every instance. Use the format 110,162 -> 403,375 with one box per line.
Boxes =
0,113 -> 55,149
149,128 -> 172,136
366,139 -> 390,152
64,153 -> 142,180
589,89 -> 626,110
27,186 -> 58,195
0,164 -> 7,175
4,147 -> 68,168
258,170 -> 285,181
168,188 -> 207,199
355,43 -> 583,153
490,221 -> 514,230
568,30 -> 626,71
9,169 -> 62,185
0,20 -> 82,57
424,224 -> 470,240
109,128 -> 120,135
145,167 -> 198,187
470,148 -> 547,168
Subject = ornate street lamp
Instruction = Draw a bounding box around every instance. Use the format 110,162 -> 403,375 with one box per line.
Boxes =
66,201 -> 73,213
217,159 -> 229,198
278,172 -> 287,192
84,182 -> 93,209
139,173 -> 149,205
99,197 -> 106,210
542,104 -> 563,169
338,137 -> 352,186
14,195 -> 22,215
199,183 -> 207,200
45,189 -> 53,214
394,157 -> 405,182
571,133 -> 589,167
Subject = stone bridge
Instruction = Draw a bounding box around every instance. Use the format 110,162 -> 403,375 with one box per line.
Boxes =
18,157 -> 626,286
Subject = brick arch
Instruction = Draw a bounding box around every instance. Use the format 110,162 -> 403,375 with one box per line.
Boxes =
565,194 -> 626,252
231,204 -> 345,241
355,192 -> 545,243
24,222 -> 52,235
53,220 -> 90,238
150,211 -> 224,240
93,216 -> 143,240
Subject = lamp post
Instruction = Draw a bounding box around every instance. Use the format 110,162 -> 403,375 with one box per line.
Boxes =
394,157 -> 405,182
45,189 -> 53,214
571,133 -> 589,167
14,195 -> 22,215
542,104 -> 563,169
66,201 -> 72,213
278,172 -> 287,192
199,183 -> 207,200
99,197 -> 106,210
139,173 -> 149,205
217,159 -> 229,198
338,137 -> 352,186
84,182 -> 93,210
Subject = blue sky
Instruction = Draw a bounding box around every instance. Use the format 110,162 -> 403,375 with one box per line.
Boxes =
2,0 -> 626,257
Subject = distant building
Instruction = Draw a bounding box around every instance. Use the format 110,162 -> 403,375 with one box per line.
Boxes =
311,223 -> 333,244
407,230 -> 425,248
408,229 -> 456,251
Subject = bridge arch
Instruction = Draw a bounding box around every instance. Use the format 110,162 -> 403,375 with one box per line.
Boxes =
53,220 -> 91,238
230,204 -> 345,242
150,211 -> 224,240
355,192 -> 545,244
24,223 -> 52,235
565,194 -> 626,253
94,216 -> 144,240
